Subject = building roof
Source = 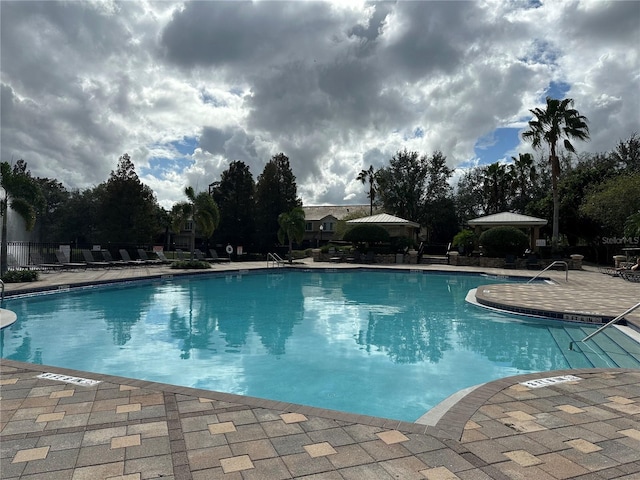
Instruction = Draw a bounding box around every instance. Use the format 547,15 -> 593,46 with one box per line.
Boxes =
468,212 -> 548,227
302,205 -> 375,221
346,213 -> 420,228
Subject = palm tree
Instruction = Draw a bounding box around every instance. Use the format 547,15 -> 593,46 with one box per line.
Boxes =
522,97 -> 590,249
171,186 -> 220,260
277,207 -> 305,264
0,161 -> 42,275
356,165 -> 377,216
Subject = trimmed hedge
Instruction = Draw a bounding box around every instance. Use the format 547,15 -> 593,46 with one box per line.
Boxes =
2,270 -> 39,283
170,260 -> 212,269
479,226 -> 529,257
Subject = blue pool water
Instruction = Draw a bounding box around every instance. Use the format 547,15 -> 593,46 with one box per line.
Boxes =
0,270 -> 632,421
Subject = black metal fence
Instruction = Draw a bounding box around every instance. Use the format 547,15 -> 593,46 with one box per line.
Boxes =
4,241 -> 162,269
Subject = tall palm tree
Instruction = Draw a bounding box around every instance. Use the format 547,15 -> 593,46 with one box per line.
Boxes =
356,165 -> 376,215
277,206 -> 305,263
522,97 -> 590,248
171,186 -> 220,260
0,161 -> 42,275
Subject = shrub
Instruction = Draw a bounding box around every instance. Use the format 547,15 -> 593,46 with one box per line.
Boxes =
170,260 -> 211,270
452,230 -> 477,254
343,225 -> 390,244
479,226 -> 529,257
391,236 -> 415,252
2,270 -> 39,283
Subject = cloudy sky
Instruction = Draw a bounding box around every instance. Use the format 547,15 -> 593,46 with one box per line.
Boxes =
1,1 -> 638,210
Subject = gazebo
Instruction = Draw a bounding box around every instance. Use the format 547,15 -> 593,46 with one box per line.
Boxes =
468,212 -> 548,251
347,213 -> 420,242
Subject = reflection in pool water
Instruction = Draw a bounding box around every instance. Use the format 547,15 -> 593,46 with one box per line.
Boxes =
0,270 -> 616,421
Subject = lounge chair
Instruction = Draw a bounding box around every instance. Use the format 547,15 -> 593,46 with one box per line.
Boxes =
55,250 -> 86,270
526,254 -> 540,270
363,251 -> 375,264
30,252 -> 64,272
328,247 -> 342,263
176,249 -> 188,260
137,249 -> 162,265
101,249 -> 126,267
209,249 -> 231,263
194,249 -> 212,262
119,249 -> 145,267
504,254 -> 517,269
154,251 -> 174,264
82,249 -> 110,268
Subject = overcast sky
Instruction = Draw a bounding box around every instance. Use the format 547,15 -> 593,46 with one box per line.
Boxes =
1,1 -> 638,210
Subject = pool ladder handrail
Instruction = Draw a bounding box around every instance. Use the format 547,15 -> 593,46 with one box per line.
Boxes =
527,260 -> 569,284
569,301 -> 640,351
0,278 -> 4,302
267,252 -> 286,268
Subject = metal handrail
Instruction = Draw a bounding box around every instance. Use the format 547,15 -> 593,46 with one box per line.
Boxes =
0,278 -> 4,302
527,260 -> 569,283
267,252 -> 286,268
569,302 -> 640,350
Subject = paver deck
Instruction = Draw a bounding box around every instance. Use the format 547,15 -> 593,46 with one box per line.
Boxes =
1,259 -> 639,479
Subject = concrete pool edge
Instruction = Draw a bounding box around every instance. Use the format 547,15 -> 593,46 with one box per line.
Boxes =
2,358 -> 635,443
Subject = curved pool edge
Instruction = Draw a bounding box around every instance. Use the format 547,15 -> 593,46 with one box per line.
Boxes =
0,308 -> 17,329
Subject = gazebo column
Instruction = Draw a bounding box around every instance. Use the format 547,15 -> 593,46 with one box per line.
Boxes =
532,226 -> 540,251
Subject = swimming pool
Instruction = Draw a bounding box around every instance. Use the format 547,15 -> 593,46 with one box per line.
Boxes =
1,269 -> 637,421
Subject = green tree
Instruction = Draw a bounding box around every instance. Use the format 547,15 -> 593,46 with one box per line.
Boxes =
376,149 -> 427,222
255,153 -> 301,252
171,186 -> 220,260
34,178 -> 69,243
611,133 -> 640,173
454,167 -> 485,223
508,153 -> 537,213
580,173 -> 640,237
277,206 -> 305,263
96,154 -> 160,244
522,97 -> 590,249
210,161 -> 256,249
0,160 -> 44,274
482,162 -> 513,214
356,165 -> 377,216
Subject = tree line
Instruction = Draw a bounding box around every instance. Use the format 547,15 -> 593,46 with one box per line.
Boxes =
2,97 -> 639,269
0,152 -> 301,258
360,98 -> 639,255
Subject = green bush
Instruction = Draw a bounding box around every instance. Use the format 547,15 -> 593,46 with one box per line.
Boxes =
2,270 -> 39,283
170,260 -> 212,270
479,226 -> 529,257
452,229 -> 477,254
391,236 -> 415,252
343,225 -> 390,244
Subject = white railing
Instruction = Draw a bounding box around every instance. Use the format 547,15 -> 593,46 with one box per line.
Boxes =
569,302 -> 640,351
527,260 -> 569,283
267,252 -> 286,268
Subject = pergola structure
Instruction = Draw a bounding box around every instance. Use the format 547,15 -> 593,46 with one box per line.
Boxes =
468,212 -> 548,251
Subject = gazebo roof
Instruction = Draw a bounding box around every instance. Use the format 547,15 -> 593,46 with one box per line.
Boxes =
468,212 -> 548,227
347,213 -> 420,228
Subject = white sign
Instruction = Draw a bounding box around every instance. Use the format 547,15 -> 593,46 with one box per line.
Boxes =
37,372 -> 101,387
520,374 -> 581,389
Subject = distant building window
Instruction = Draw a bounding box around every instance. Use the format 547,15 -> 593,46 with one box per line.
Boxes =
322,222 -> 334,232
185,221 -> 193,232
305,222 -> 312,231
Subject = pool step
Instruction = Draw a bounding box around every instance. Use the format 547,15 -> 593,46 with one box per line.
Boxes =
557,324 -> 640,369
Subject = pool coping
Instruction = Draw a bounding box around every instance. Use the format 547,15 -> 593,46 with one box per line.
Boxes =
3,358 -> 634,443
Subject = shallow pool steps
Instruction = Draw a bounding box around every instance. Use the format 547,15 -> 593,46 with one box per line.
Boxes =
552,324 -> 640,369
